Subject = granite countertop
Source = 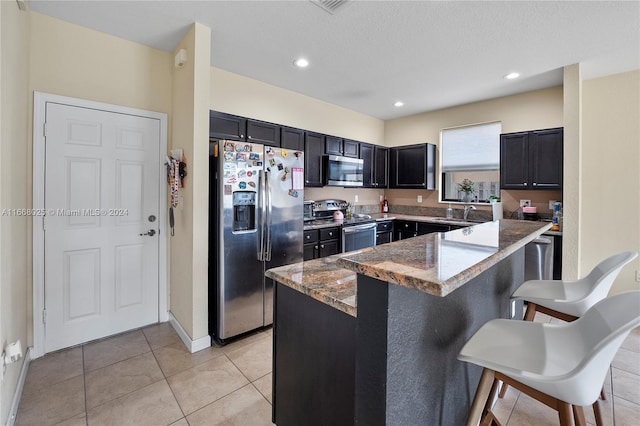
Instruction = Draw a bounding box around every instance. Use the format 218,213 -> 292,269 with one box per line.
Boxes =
267,219 -> 551,317
265,254 -> 358,317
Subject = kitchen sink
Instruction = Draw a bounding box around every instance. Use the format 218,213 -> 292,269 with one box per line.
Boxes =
432,217 -> 486,224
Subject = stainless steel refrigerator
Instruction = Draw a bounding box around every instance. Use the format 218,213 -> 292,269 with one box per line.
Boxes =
209,140 -> 304,342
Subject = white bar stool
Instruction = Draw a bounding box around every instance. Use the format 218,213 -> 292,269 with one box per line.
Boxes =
501,251 -> 638,401
458,290 -> 640,426
513,251 -> 637,322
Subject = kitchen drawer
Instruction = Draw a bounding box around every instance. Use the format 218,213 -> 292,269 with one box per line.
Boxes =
395,220 -> 417,232
320,227 -> 340,241
377,220 -> 393,232
304,230 -> 319,244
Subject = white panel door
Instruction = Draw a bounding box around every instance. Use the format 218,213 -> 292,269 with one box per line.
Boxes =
44,102 -> 160,352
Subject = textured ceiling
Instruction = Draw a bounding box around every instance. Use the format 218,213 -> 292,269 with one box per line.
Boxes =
29,0 -> 640,120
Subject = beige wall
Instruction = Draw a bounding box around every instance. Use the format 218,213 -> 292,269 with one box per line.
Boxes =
1,1 -> 30,422
169,23 -> 211,340
582,70 -> 640,292
383,87 -> 564,215
562,65 -> 582,280
29,12 -> 173,115
210,67 -> 385,146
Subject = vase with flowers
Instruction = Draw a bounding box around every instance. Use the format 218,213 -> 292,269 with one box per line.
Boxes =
458,178 -> 475,203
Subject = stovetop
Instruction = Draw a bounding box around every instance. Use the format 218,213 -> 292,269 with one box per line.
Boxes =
306,214 -> 375,227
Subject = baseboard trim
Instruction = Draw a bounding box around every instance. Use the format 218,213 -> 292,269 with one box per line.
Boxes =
168,313 -> 211,353
5,347 -> 31,426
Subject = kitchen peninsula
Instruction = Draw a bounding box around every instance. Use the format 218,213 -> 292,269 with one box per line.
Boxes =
266,219 -> 551,426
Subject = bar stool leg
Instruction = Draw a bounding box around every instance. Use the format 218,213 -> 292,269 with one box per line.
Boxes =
557,401 -> 573,426
592,400 -> 604,426
466,368 -> 496,426
572,405 -> 586,426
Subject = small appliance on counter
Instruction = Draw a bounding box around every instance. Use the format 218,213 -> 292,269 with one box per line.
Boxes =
522,206 -> 538,221
303,200 -> 315,222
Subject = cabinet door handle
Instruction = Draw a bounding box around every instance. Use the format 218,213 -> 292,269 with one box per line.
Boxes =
328,231 -> 333,236
523,182 -> 528,186
320,244 -> 325,249
314,245 -> 319,250
533,182 -> 537,186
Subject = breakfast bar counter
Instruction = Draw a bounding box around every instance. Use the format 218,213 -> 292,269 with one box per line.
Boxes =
266,219 -> 551,426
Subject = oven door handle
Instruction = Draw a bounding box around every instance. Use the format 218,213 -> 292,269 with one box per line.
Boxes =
342,223 -> 378,234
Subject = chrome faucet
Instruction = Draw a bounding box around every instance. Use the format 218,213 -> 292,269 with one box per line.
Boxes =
463,205 -> 476,220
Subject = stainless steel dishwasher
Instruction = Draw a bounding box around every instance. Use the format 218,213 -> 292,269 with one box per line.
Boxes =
524,237 -> 554,281
341,222 -> 377,252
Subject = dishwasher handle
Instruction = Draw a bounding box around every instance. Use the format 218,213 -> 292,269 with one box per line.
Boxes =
343,223 -> 377,233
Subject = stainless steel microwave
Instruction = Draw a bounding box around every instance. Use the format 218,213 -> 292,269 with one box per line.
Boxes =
323,155 -> 364,187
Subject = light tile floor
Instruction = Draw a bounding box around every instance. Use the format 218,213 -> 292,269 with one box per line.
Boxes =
15,317 -> 640,426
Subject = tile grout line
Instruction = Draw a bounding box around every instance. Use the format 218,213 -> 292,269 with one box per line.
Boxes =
82,344 -> 89,426
142,326 -> 189,422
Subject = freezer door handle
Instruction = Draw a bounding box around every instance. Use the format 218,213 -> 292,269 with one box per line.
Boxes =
265,170 -> 272,261
258,170 -> 267,261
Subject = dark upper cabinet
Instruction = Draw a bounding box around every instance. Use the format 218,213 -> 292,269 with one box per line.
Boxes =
210,111 -> 280,146
304,132 -> 325,187
390,143 -> 436,189
342,139 -> 359,158
281,127 -> 305,151
500,127 -> 563,190
325,136 -> 359,158
325,136 -> 343,156
373,146 -> 389,188
246,119 -> 280,147
209,111 -> 246,141
360,143 -> 388,188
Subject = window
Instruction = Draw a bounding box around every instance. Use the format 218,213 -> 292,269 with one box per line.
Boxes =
440,122 -> 501,203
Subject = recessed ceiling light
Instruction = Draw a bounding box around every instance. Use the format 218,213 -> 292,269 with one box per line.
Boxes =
393,101 -> 404,107
504,72 -> 520,80
293,58 -> 309,68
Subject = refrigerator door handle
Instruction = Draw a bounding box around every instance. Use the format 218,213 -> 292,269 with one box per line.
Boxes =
257,169 -> 266,261
265,170 -> 273,261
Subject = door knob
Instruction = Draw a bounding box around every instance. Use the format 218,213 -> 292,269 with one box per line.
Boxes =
140,229 -> 156,236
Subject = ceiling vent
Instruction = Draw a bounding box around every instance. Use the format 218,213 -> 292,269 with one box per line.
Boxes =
310,0 -> 350,15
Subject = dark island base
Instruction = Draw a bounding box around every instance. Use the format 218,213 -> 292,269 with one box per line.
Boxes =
273,248 -> 524,426
273,283 -> 357,426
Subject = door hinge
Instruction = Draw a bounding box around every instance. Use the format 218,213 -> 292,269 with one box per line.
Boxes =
42,309 -> 47,324
43,216 -> 47,231
43,122 -> 47,137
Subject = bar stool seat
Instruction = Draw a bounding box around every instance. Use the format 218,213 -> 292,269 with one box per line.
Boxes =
458,290 -> 640,426
513,251 -> 637,322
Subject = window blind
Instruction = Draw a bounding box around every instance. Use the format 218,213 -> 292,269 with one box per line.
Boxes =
441,122 -> 501,171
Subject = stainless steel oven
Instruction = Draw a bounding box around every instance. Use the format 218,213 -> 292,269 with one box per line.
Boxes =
342,222 -> 377,253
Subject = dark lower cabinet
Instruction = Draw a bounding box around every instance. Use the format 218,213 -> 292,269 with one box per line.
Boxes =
394,220 -> 418,240
304,132 -> 325,187
376,220 -> 393,245
303,227 -> 340,260
273,282 -> 356,426
500,127 -> 563,190
390,143 -> 436,189
417,222 -> 451,235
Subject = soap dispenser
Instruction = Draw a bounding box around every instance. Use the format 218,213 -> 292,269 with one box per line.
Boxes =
446,204 -> 453,219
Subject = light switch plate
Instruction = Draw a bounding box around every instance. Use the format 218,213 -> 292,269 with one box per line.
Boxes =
549,200 -> 557,210
354,195 -> 359,203
417,195 -> 423,203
